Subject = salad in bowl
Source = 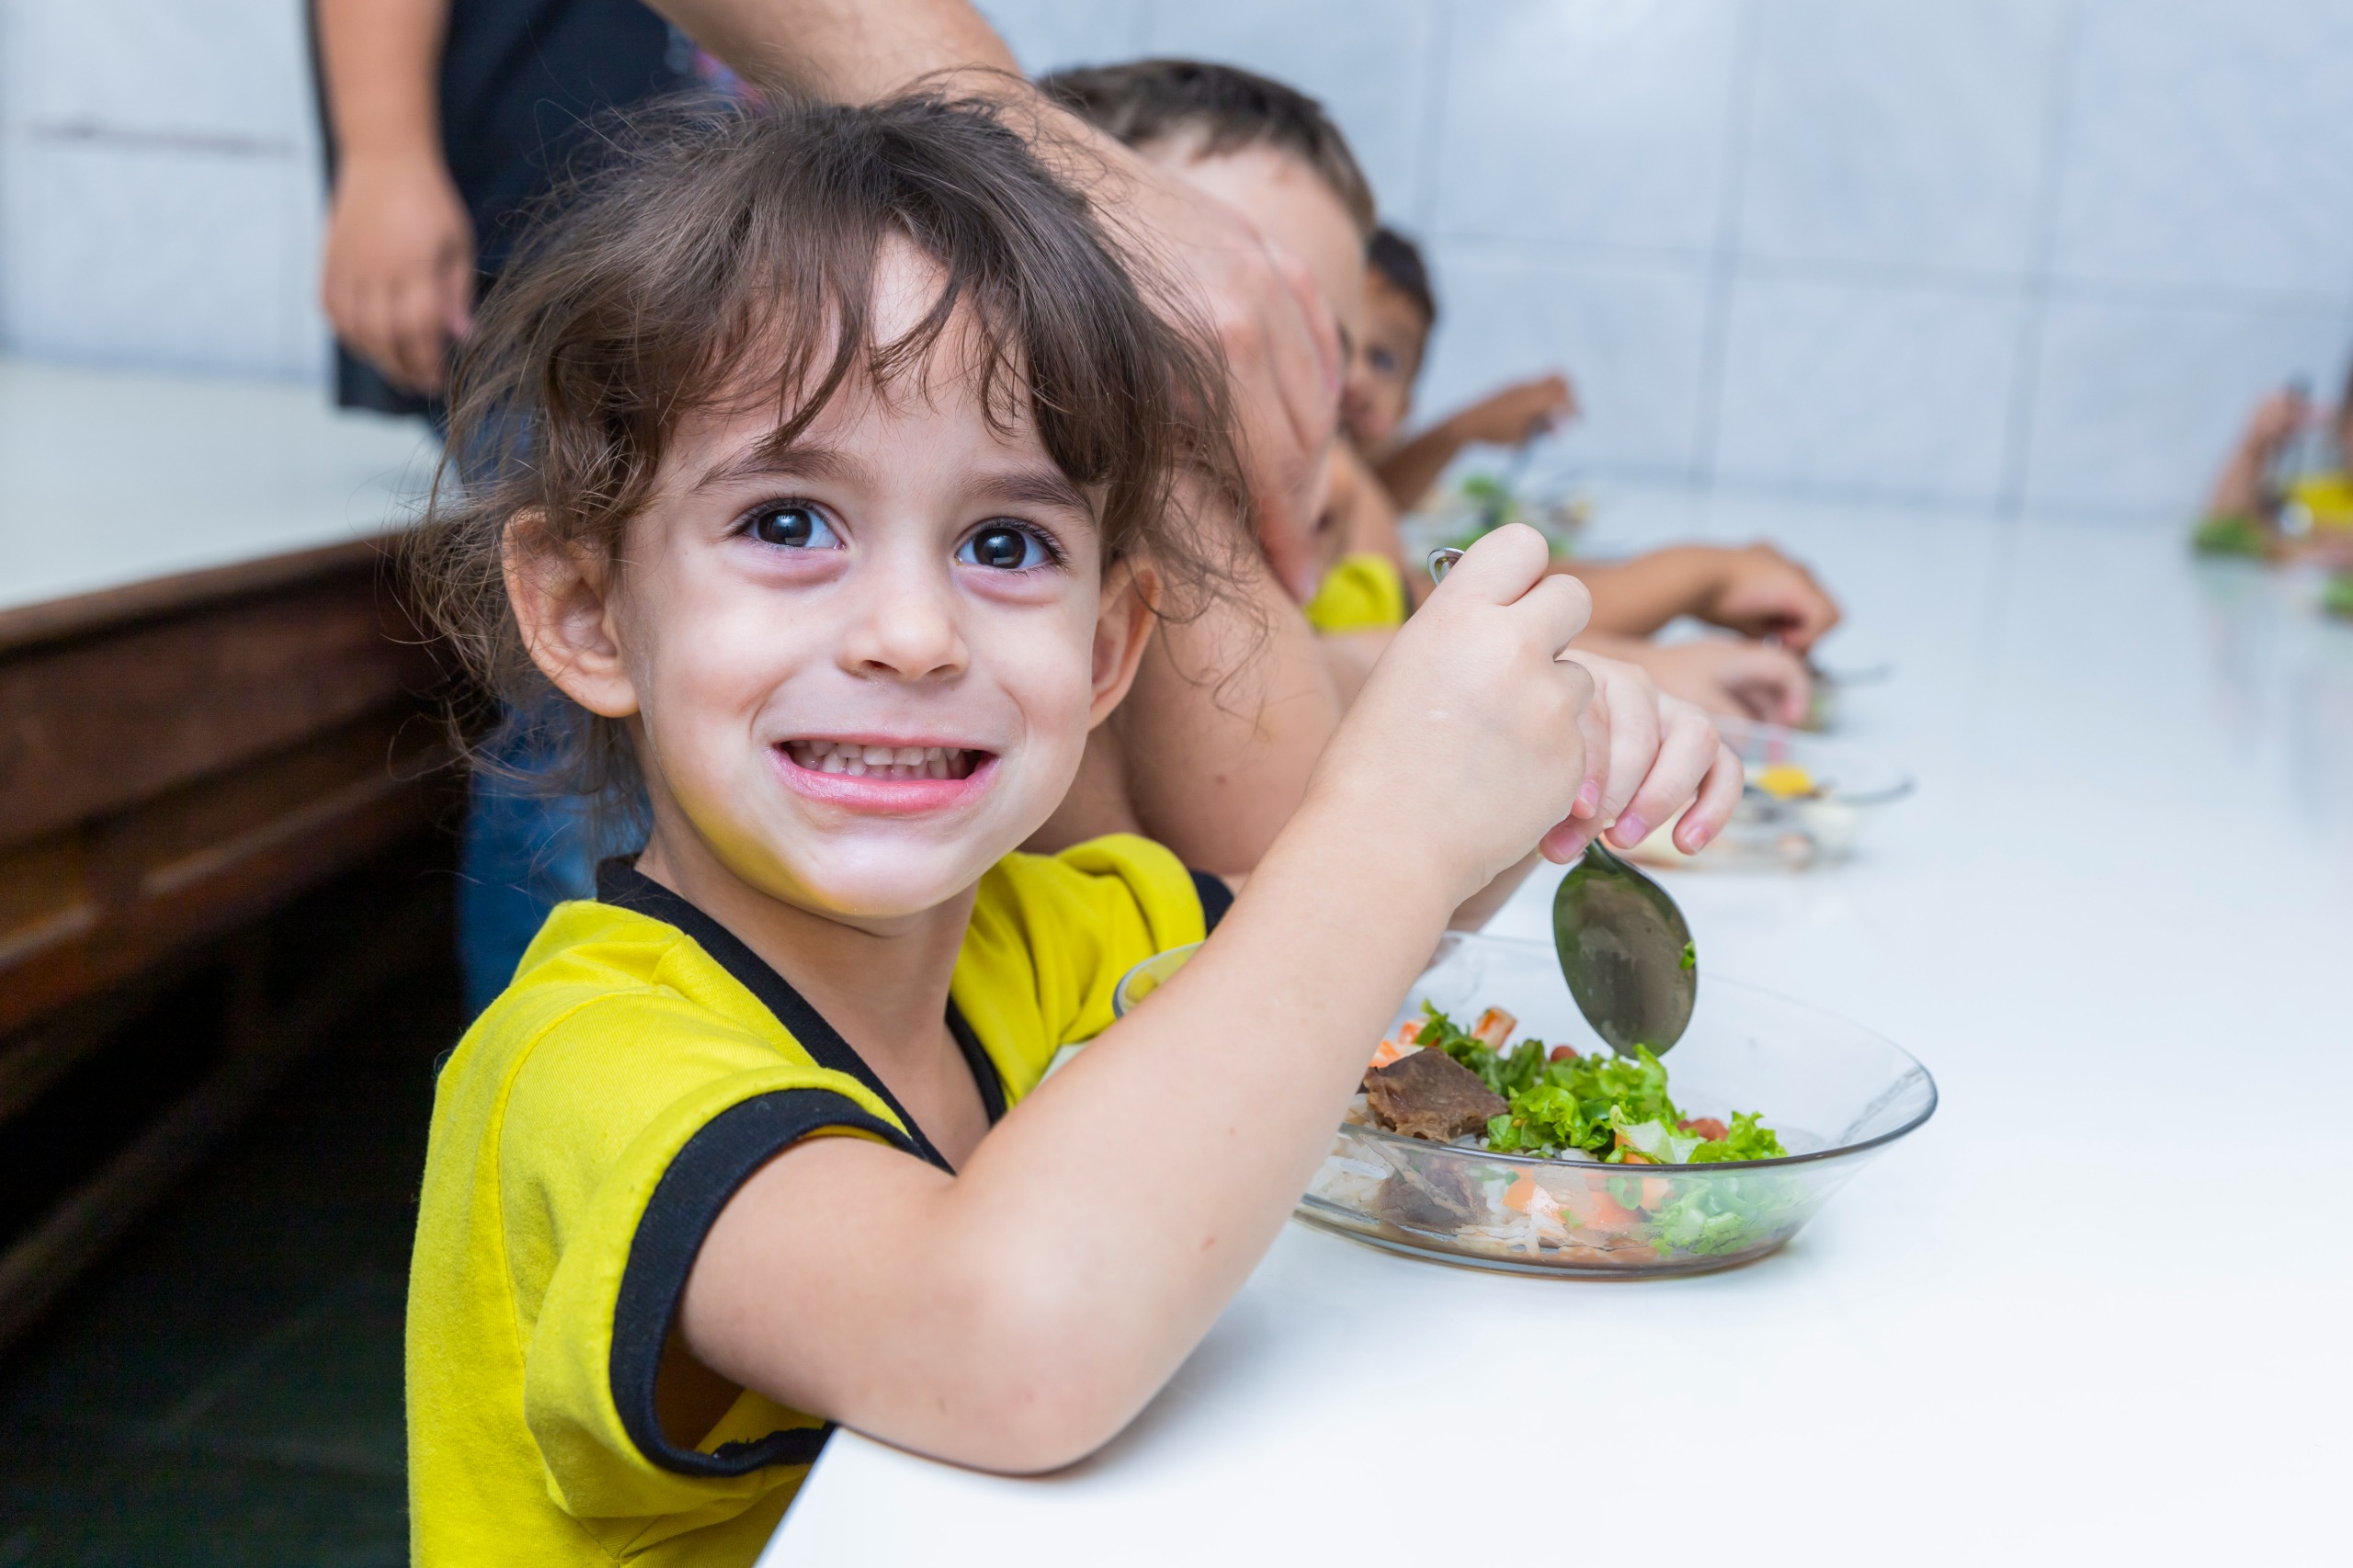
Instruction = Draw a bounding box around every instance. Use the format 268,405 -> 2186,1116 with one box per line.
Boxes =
1119,933 -> 1935,1278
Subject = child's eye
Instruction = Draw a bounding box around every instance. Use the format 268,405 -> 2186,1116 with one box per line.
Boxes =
1369,347 -> 1399,376
746,503 -> 840,549
958,523 -> 1057,572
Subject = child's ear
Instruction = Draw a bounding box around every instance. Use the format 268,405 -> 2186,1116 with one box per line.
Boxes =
1087,559 -> 1161,729
503,510 -> 641,720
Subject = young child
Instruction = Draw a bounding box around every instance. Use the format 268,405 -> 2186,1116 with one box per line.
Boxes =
404,95 -> 1737,1565
1347,225 -> 1576,516
1347,225 -> 1840,666
1042,60 -> 1821,743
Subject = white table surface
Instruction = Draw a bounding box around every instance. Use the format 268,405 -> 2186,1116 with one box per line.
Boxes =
0,356 -> 436,613
767,488 -> 2353,1563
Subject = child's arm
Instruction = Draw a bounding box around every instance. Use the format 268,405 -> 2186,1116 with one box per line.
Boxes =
676,526 -> 1738,1472
2204,388 -> 2306,524
1374,373 -> 1575,511
1564,543 -> 1842,653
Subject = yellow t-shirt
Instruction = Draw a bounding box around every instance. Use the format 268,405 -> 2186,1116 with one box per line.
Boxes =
1302,551 -> 1409,634
406,835 -> 1208,1566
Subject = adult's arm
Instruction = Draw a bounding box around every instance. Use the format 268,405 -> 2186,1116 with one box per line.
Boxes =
315,0 -> 475,394
642,0 -> 1343,598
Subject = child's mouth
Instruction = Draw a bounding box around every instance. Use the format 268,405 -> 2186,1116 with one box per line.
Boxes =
779,739 -> 981,781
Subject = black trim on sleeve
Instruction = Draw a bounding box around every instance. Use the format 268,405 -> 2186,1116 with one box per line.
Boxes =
1188,869 -> 1234,935
596,859 -> 1004,1172
610,1088 -> 911,1477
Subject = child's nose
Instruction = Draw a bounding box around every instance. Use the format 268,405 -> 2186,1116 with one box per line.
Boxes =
839,559 -> 967,680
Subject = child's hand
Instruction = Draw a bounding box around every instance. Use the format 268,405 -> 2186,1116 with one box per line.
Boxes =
1555,651 -> 1742,860
1447,373 -> 1577,448
2245,387 -> 2312,455
1620,636 -> 1813,727
1309,524 -> 1597,903
1699,543 -> 1842,652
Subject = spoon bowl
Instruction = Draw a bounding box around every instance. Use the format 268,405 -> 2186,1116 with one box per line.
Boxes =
1552,837 -> 1697,1053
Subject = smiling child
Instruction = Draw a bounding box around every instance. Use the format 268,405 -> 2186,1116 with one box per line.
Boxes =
403,94 -> 1736,1566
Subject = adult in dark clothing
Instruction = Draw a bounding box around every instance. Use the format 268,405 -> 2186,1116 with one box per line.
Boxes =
313,0 -> 691,412
313,0 -> 692,1009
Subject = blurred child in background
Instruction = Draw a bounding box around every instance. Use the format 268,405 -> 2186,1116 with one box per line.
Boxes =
1347,227 -> 1574,513
1337,222 -> 1836,721
2198,369 -> 2353,570
1031,58 -> 1734,880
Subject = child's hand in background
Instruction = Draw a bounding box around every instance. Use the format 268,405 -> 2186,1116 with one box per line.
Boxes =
1699,543 -> 1842,652
2244,386 -> 2313,460
1445,372 -> 1577,447
1608,635 -> 1813,727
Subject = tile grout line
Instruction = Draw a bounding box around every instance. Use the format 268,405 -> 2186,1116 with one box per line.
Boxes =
1406,0 -> 1454,237
1688,0 -> 1764,492
1995,0 -> 2090,520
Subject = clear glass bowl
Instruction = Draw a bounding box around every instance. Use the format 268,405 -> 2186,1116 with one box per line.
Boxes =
1627,716 -> 1914,871
1115,933 -> 1936,1278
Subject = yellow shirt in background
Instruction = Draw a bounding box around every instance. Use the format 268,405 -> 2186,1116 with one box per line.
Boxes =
2288,472 -> 2353,530
1302,551 -> 1409,634
405,836 -> 1206,1566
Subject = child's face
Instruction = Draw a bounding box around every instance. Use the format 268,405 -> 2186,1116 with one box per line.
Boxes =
524,244 -> 1152,924
1344,269 -> 1428,454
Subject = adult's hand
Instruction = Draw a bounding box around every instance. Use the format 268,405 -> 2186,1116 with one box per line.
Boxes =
314,0 -> 469,395
320,153 -> 475,395
1106,149 -> 1344,601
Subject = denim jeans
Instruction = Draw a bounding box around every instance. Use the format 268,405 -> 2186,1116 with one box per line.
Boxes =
456,731 -> 597,1017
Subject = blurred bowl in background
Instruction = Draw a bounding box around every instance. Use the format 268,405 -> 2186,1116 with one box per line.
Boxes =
1630,717 -> 1913,871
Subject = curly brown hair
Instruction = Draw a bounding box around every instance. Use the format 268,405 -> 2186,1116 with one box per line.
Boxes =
405,90 -> 1246,840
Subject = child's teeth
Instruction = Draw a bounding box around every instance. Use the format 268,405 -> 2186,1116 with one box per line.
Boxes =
787,739 -> 977,779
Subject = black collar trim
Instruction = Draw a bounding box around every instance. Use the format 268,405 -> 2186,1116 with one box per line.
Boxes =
596,859 -> 1006,1173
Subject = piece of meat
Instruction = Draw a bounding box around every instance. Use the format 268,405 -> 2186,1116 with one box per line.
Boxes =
1678,1116 -> 1729,1142
1375,1160 -> 1482,1232
1362,1047 -> 1509,1142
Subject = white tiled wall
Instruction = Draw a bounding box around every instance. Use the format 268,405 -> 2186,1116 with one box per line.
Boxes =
987,0 -> 2353,522
0,0 -> 327,381
5,0 -> 2348,521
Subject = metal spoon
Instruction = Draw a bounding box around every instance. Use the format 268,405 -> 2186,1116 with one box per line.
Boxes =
1428,546 -> 1699,1053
